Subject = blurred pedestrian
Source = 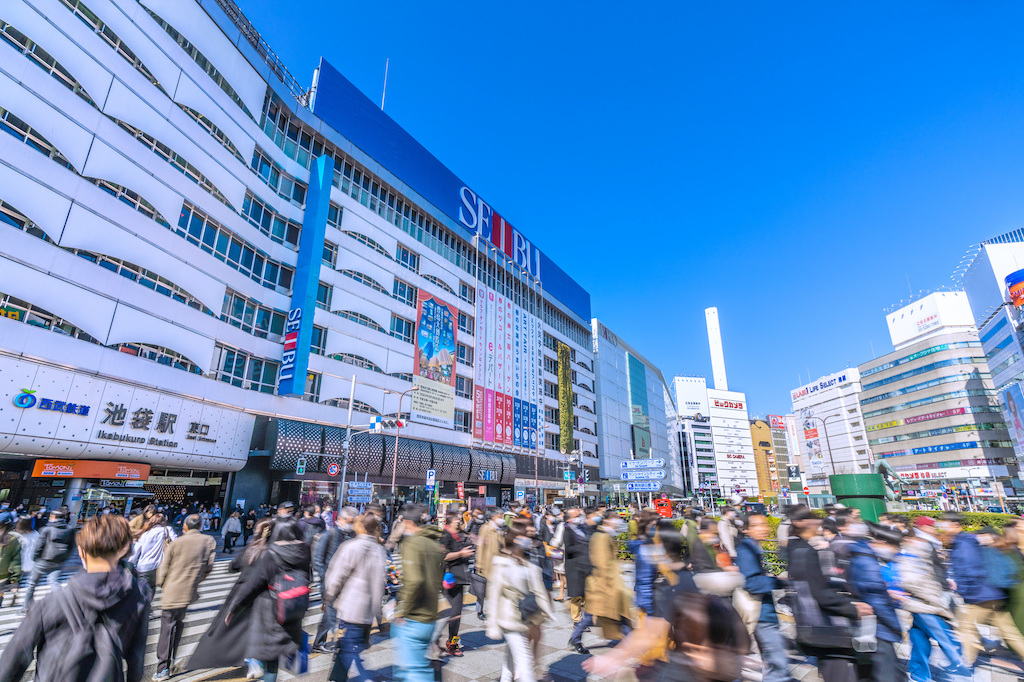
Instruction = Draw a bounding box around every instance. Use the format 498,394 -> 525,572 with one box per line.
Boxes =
438,511 -> 475,656
128,504 -> 157,536
847,524 -> 905,682
299,505 -> 326,546
586,510 -> 632,640
472,507 -> 504,621
0,522 -> 21,609
222,511 -> 243,553
21,508 -> 75,614
566,507 -> 598,653
312,506 -> 358,654
392,504 -> 444,682
128,511 -> 174,591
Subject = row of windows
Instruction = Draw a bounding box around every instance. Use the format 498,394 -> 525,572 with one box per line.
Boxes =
992,353 -> 1021,375
869,420 -> 1007,446
860,341 -> 981,377
211,343 -> 278,393
114,119 -> 232,209
860,371 -> 992,406
174,204 -> 294,292
92,178 -> 169,226
220,290 -> 286,340
1,21 -> 95,106
177,104 -> 244,163
982,316 -> 1008,344
250,147 -> 306,207
861,389 -> 999,418
0,105 -> 75,171
861,357 -> 986,391
986,335 -> 1015,360
241,192 -> 301,248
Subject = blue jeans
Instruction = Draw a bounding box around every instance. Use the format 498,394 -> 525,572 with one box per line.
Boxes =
22,566 -> 61,610
392,618 -> 435,682
754,621 -> 794,682
330,622 -> 371,682
314,599 -> 338,648
908,613 -> 966,682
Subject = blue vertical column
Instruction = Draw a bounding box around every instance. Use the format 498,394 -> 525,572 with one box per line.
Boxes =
278,154 -> 335,396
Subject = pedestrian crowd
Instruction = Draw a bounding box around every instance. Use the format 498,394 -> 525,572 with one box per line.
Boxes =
3,498 -> 1024,681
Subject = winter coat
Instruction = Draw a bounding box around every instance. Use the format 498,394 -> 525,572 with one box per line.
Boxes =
718,517 -> 738,558
227,541 -> 311,662
0,563 -> 151,682
298,515 -> 326,545
313,524 -> 355,578
786,535 -> 859,655
950,532 -> 1004,604
0,540 -> 21,588
736,537 -> 781,624
894,540 -> 953,619
396,526 -> 445,623
32,520 -> 75,571
846,540 -> 901,643
16,531 -> 37,574
475,522 -> 502,580
564,522 -> 592,599
586,528 -> 630,621
629,537 -> 657,614
156,529 -> 216,610
440,529 -> 472,585
129,526 -> 175,574
484,554 -> 555,638
323,534 -> 386,625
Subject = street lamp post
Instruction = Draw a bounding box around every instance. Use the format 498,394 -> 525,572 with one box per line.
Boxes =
387,386 -> 420,502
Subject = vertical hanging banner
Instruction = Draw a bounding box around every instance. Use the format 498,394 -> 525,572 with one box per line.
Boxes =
494,293 -> 506,443
504,298 -> 513,448
513,306 -> 522,448
278,155 -> 334,396
473,284 -> 487,440
558,341 -> 574,453
533,317 -> 542,445
411,292 -> 458,428
485,290 -> 496,441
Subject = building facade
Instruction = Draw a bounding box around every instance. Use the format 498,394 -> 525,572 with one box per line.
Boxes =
859,292 -> 1015,507
790,369 -> 870,497
0,0 -> 597,515
592,320 -> 684,499
750,419 -> 779,501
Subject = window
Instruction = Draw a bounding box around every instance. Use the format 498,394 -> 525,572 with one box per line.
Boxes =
339,270 -> 390,297
459,282 -> 476,305
91,179 -> 168,225
322,241 -> 338,267
309,325 -> 326,355
304,372 -> 321,402
393,279 -> 416,307
173,205 -> 293,292
344,231 -> 393,260
242,192 -> 300,247
396,245 -> 419,273
456,343 -> 473,366
1,21 -> 96,105
250,147 -> 307,206
329,353 -> 384,374
316,282 -> 332,310
327,204 -> 343,229
456,375 -> 472,399
422,274 -> 456,297
543,357 -> 558,374
0,106 -> 75,171
212,344 -> 279,393
220,291 -> 287,337
110,342 -> 202,374
1,200 -> 53,242
390,315 -> 414,343
177,104 -> 244,162
458,313 -> 474,335
454,409 -> 471,433
545,433 -> 559,450
335,310 -> 386,333
544,382 -> 558,399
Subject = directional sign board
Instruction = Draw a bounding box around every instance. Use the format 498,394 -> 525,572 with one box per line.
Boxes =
348,481 -> 373,489
620,469 -> 667,481
620,459 -> 666,470
347,496 -> 372,504
626,481 -> 662,492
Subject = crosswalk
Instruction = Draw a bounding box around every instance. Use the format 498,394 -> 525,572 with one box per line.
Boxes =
0,559 -> 375,681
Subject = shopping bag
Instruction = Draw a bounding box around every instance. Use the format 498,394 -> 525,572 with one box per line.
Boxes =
282,631 -> 309,675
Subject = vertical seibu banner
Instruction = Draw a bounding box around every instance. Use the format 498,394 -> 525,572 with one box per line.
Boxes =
473,284 -> 541,449
412,291 -> 457,428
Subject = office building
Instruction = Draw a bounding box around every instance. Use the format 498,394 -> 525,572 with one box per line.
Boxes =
0,0 -> 596,514
750,419 -> 780,500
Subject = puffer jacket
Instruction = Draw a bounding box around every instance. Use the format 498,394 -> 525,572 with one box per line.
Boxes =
846,540 -> 901,643
895,539 -> 953,619
628,537 -> 656,614
32,520 -> 76,571
950,532 -> 1004,604
0,563 -> 151,682
228,541 -> 311,662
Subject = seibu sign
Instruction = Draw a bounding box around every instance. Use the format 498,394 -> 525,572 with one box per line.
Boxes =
459,188 -> 541,279
32,459 -> 150,480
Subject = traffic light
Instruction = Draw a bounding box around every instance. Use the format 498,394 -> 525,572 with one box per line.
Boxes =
370,416 -> 405,432
296,457 -> 306,475
584,470 -> 590,483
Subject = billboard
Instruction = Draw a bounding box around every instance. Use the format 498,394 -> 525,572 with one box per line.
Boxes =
768,415 -> 786,430
632,425 -> 652,459
558,341 -> 574,453
1002,383 -> 1024,457
411,292 -> 457,428
1007,270 -> 1024,308
886,291 -> 975,347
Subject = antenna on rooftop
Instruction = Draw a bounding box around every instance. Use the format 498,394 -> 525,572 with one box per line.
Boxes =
381,58 -> 389,111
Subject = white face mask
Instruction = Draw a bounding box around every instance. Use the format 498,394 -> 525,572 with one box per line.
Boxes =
846,522 -> 869,538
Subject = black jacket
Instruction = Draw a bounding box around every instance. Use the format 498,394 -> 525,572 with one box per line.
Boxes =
786,536 -> 859,623
563,522 -> 593,598
313,525 -> 355,577
0,563 -> 151,682
32,520 -> 76,570
440,529 -> 472,585
298,516 -> 326,545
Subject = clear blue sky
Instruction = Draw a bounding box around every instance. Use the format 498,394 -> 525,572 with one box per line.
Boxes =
239,1 -> 1024,416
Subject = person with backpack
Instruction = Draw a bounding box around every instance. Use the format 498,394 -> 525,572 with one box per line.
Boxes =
322,513 -> 386,682
127,511 -> 175,592
152,513 -> 216,680
847,524 -> 905,682
943,514 -> 1024,671
0,513 -> 150,682
21,508 -> 76,614
392,503 -> 445,682
311,506 -> 358,654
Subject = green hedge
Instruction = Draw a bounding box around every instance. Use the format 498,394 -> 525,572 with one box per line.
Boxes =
893,510 -> 1017,532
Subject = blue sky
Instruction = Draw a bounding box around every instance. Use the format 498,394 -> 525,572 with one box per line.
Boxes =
240,1 -> 1024,416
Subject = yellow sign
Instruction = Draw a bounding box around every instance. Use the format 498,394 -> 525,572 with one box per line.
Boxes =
867,419 -> 902,431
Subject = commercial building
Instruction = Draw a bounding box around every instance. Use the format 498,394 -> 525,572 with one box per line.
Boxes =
0,0 -> 596,515
789,369 -> 870,499
859,292 -> 1015,507
749,419 -> 779,501
592,320 -> 684,500
671,413 -> 715,505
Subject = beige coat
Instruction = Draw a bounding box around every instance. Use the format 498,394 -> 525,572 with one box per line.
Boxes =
157,529 -> 216,609
476,522 -> 502,580
586,529 -> 631,622
484,554 -> 554,639
323,534 -> 386,625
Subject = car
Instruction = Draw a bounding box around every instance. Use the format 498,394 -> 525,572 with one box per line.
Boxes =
614,507 -> 632,518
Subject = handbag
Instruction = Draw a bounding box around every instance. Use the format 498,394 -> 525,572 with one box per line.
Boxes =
789,546 -> 854,649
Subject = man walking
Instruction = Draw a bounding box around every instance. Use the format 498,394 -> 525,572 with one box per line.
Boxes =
220,511 -> 242,554
565,507 -> 596,654
393,504 -> 444,682
472,507 -> 504,620
152,514 -> 216,680
311,506 -> 358,654
21,509 -> 76,614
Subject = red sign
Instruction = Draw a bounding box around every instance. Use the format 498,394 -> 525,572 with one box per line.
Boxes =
478,485 -> 486,495
457,482 -> 465,500
32,459 -> 150,480
803,428 -> 819,439
903,407 -> 966,425
768,415 -> 786,429
713,399 -> 744,410
803,486 -> 810,495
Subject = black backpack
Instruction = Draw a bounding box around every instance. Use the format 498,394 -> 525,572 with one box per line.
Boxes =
269,566 -> 310,625
54,589 -> 126,682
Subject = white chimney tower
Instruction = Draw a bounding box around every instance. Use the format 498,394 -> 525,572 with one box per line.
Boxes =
705,307 -> 728,390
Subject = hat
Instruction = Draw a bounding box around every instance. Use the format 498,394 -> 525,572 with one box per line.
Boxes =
913,516 -> 935,528
277,501 -> 296,512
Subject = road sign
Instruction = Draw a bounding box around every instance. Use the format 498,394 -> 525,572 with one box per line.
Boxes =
758,495 -> 764,502
347,496 -> 372,504
516,490 -> 525,500
781,487 -> 789,495
563,471 -> 571,480
620,470 -> 666,481
620,459 -> 666,470
803,486 -> 810,495
613,484 -> 621,490
626,481 -> 662,492
296,457 -> 306,475
348,481 -> 373,489
326,463 -> 339,476
426,470 -> 436,487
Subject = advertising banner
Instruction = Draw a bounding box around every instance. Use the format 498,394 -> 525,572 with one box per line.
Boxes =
558,341 -> 574,453
1007,269 -> 1024,308
32,459 -> 150,480
485,289 -> 496,441
534,317 -> 543,440
473,284 -> 487,440
632,425 -> 652,459
1002,382 -> 1024,458
768,415 -> 786,430
495,294 -> 505,444
513,305 -> 522,448
411,292 -> 458,428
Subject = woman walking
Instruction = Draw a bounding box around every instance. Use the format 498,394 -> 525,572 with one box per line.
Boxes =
439,511 -> 475,656
0,521 -> 22,608
12,517 -> 37,605
485,519 -> 555,682
128,512 -> 174,591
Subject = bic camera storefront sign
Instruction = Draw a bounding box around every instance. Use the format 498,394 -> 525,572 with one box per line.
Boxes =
2,356 -> 255,469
